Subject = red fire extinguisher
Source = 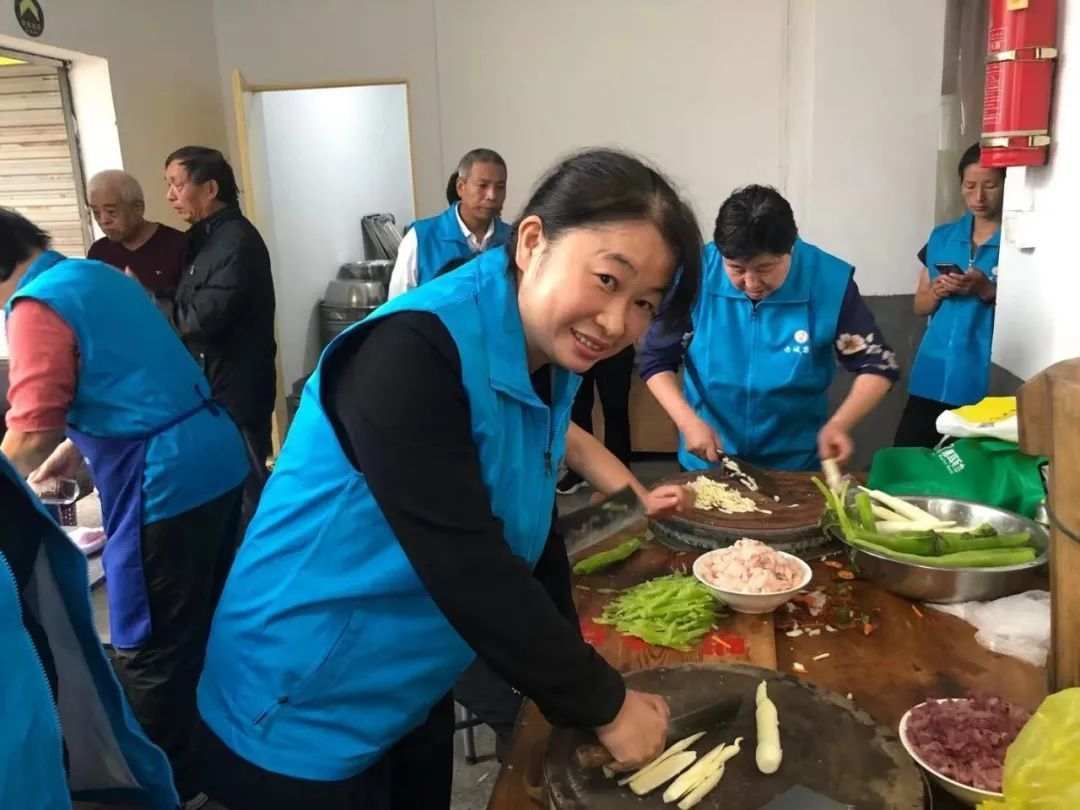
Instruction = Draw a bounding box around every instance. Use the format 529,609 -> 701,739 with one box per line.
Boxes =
982,0 -> 1059,168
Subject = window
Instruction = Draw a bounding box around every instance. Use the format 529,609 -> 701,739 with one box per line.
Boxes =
0,47 -> 92,257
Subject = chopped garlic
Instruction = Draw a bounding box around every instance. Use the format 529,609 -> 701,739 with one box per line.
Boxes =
688,476 -> 772,514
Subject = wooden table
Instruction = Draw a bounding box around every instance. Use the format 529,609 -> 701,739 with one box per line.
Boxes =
487,531 -> 1047,809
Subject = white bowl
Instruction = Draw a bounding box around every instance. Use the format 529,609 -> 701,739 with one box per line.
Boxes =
692,549 -> 812,614
898,701 -> 1005,807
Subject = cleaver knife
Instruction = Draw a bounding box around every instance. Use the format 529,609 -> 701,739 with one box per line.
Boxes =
574,696 -> 743,769
557,487 -> 644,559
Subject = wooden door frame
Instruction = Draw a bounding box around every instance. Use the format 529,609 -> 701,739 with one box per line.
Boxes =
230,69 -> 419,455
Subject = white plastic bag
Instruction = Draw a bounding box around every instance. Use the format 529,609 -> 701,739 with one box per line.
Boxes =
929,590 -> 1050,667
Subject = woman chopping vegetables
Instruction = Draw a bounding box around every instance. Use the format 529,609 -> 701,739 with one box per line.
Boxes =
196,149 -> 701,809
640,185 -> 900,472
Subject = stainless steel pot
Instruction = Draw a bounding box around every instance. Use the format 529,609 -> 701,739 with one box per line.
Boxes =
338,259 -> 394,284
831,496 -> 1048,603
324,279 -> 387,307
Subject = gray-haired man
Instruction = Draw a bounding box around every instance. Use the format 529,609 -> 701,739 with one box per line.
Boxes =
387,148 -> 508,298
86,169 -> 186,302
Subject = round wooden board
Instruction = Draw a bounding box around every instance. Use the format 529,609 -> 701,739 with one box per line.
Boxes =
545,663 -> 924,810
651,465 -> 828,551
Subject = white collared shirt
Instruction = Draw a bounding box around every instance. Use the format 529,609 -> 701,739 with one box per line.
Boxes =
387,205 -> 496,299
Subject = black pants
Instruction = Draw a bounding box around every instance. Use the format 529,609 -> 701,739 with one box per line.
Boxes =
894,394 -> 954,449
109,486 -> 243,799
199,692 -> 455,809
238,417 -> 272,530
571,346 -> 635,464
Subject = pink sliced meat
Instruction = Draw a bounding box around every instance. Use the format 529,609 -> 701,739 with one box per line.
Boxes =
905,696 -> 1030,792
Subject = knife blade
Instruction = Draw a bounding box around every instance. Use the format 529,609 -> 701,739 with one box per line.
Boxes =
574,695 -> 743,769
557,487 -> 644,558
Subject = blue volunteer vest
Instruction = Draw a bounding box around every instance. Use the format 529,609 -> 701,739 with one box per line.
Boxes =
682,240 -> 851,471
8,252 -> 249,523
198,248 -> 579,781
0,453 -> 177,809
8,252 -> 249,647
412,203 -> 510,286
909,213 -> 1000,406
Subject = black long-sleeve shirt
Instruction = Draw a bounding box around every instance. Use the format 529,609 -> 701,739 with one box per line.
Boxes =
320,311 -> 625,728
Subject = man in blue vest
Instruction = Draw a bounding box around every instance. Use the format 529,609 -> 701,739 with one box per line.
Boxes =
0,207 -> 250,805
387,148 -> 509,298
641,185 -> 899,471
0,451 -> 178,809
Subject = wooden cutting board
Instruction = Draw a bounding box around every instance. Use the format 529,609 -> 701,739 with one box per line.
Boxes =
650,464 -> 829,553
492,526 -> 777,807
544,664 -> 924,810
572,534 -> 777,671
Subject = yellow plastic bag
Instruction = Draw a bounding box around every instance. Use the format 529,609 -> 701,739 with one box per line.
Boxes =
979,688 -> 1080,809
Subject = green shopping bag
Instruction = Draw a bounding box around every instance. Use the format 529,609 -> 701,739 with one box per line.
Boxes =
868,438 -> 1046,519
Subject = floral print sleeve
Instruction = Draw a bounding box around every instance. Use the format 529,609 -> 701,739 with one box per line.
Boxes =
834,278 -> 900,381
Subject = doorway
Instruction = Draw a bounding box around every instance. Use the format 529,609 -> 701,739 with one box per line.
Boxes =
232,74 -> 417,444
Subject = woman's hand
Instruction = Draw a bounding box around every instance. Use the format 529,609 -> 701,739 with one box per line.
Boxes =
817,420 -> 854,466
641,484 -> 694,518
595,689 -> 671,771
28,439 -> 87,484
680,414 -> 723,464
931,274 -> 955,299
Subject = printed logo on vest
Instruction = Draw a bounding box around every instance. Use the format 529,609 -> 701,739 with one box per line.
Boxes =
794,329 -> 809,344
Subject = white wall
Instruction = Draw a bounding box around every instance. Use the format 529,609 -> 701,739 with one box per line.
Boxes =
0,0 -> 226,228
789,0 -> 946,295
248,85 -> 415,385
993,2 -> 1080,379
433,0 -> 787,226
213,1 -> 944,299
211,0 -> 444,218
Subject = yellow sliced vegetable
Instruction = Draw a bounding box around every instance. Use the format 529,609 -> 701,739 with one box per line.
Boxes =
617,731 -> 706,786
629,751 -> 697,795
755,681 -> 782,774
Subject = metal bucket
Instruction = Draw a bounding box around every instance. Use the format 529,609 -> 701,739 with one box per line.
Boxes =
319,302 -> 378,348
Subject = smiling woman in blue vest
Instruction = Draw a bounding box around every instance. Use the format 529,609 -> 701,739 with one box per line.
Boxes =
0,208 -> 250,804
641,185 -> 900,472
0,452 -> 178,809
195,149 -> 701,809
894,145 -> 1004,448
387,148 -> 511,298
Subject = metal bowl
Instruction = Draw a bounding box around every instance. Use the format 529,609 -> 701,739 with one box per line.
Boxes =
338,259 -> 394,284
324,279 -> 387,307
830,496 -> 1048,603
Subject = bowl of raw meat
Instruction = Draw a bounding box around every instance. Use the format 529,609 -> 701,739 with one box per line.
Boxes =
899,696 -> 1030,806
692,538 -> 812,614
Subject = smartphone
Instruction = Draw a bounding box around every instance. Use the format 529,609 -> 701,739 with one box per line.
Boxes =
935,262 -> 965,276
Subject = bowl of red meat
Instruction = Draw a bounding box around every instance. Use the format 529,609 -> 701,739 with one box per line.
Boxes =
692,538 -> 812,613
899,695 -> 1031,805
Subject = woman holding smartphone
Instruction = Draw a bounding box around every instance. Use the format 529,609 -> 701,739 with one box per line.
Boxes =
895,144 -> 1005,447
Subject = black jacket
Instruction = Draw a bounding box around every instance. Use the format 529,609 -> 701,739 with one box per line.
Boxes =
173,206 -> 276,428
